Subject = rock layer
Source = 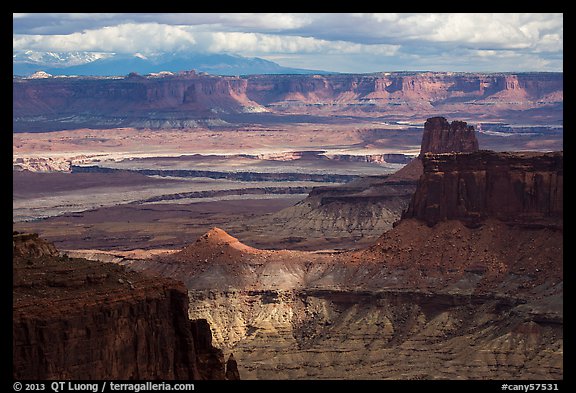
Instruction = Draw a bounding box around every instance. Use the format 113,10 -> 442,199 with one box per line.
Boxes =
402,151 -> 563,227
122,213 -> 562,379
184,288 -> 562,380
245,72 -> 563,110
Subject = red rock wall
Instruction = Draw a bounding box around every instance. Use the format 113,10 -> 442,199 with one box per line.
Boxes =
13,281 -> 201,379
245,72 -> 563,104
13,289 -> 199,379
402,151 -> 563,227
12,234 -> 231,380
13,74 -> 255,116
13,72 -> 563,117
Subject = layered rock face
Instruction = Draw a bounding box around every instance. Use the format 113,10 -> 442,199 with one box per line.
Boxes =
12,233 -> 235,380
242,176 -> 416,250
13,72 -> 563,131
13,71 -> 259,116
245,72 -> 563,108
13,72 -> 264,131
183,284 -> 562,379
13,232 -> 59,258
402,151 -> 563,227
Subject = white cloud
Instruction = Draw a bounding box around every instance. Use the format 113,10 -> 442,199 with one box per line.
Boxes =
218,13 -> 313,30
12,13 -> 563,72
13,22 -> 400,58
14,23 -> 197,53
202,31 -> 319,53
370,13 -> 400,23
302,13 -> 563,51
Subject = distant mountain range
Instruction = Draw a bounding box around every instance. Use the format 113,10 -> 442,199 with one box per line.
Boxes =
13,50 -> 332,77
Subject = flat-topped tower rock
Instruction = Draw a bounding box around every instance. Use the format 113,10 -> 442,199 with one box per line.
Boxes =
420,116 -> 479,155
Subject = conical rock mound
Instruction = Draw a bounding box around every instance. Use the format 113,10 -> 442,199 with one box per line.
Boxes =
198,228 -> 243,246
194,227 -> 260,253
168,228 -> 262,264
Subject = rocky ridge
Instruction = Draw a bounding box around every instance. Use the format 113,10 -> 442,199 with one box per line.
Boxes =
12,232 -> 240,380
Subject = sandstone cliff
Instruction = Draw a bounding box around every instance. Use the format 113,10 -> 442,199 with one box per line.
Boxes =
122,216 -> 562,379
13,72 -> 264,131
13,71 -> 262,116
245,72 -> 563,108
402,151 -> 563,227
13,232 -> 59,259
12,233 -> 234,380
13,72 -> 562,131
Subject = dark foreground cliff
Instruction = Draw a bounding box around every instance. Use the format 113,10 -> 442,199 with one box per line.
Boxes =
12,232 -> 239,380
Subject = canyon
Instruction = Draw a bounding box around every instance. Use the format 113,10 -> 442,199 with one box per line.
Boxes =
13,112 -> 562,251
13,133 -> 563,380
12,69 -> 563,381
12,72 -> 564,247
109,148 -> 562,380
238,116 -> 482,249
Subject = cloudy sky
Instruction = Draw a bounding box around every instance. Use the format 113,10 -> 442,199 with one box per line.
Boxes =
13,13 -> 563,73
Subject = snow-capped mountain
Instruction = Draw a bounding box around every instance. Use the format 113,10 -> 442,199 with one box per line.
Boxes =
13,50 -> 114,66
13,50 -> 330,76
